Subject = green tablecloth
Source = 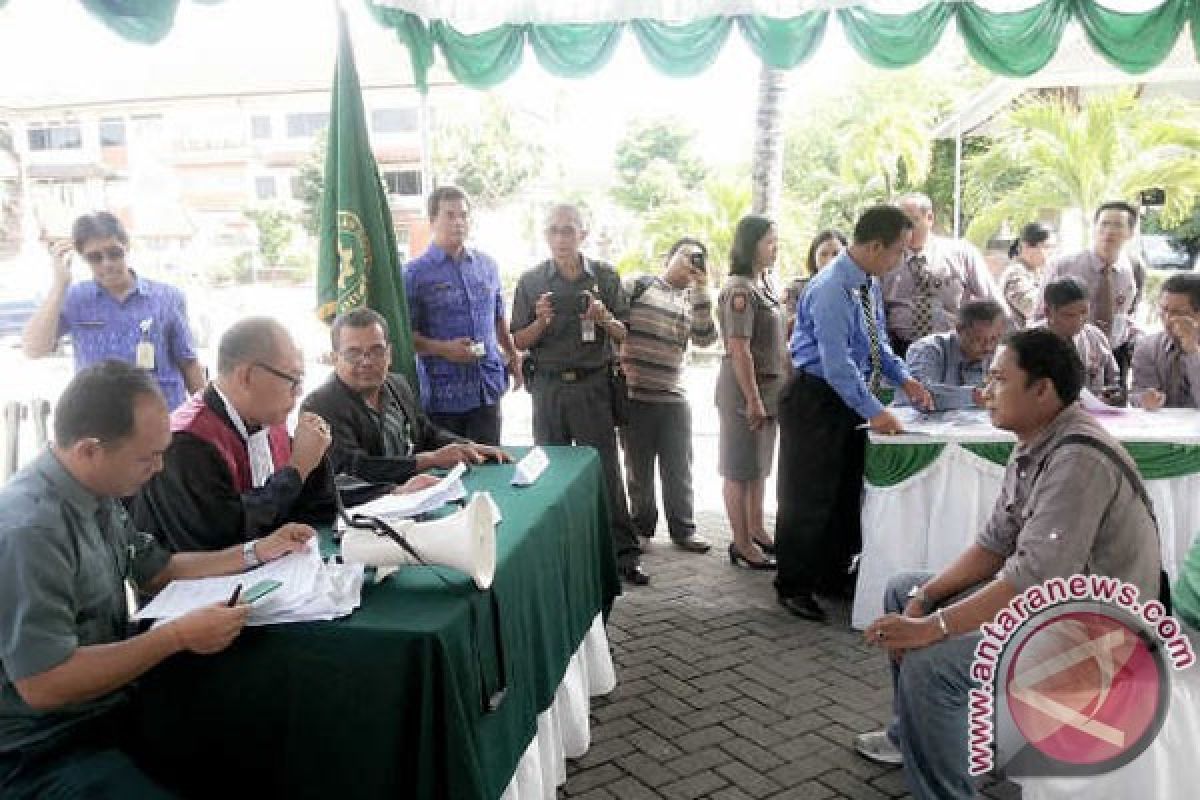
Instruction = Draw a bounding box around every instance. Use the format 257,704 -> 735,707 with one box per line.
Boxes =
865,440 -> 1200,488
130,446 -> 620,799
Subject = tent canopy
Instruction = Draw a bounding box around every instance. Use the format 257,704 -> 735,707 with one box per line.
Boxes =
6,2 -> 1196,89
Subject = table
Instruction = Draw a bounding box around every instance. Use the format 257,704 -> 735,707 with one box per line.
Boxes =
852,408 -> 1200,629
130,446 -> 621,799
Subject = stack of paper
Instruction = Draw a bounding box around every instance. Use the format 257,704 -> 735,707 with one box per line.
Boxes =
134,543 -> 363,627
511,447 -> 548,486
338,463 -> 467,527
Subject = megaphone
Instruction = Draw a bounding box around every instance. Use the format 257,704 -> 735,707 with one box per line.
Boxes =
341,491 -> 498,590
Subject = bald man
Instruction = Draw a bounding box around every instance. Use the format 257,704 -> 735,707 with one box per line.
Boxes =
131,317 -> 333,553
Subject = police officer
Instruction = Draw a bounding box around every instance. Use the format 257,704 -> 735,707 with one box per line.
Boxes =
511,204 -> 644,585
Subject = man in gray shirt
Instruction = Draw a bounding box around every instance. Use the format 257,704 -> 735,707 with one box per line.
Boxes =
904,299 -> 1005,410
1132,272 -> 1200,410
511,204 -> 643,584
0,362 -> 313,797
881,192 -> 1004,357
854,329 -> 1161,800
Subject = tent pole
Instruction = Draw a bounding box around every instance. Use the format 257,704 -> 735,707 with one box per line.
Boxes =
953,116 -> 962,239
420,90 -> 433,196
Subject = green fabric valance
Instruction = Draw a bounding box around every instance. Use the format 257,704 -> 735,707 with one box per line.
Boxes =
78,0 -> 224,44
865,439 -> 1200,488
367,0 -> 1198,93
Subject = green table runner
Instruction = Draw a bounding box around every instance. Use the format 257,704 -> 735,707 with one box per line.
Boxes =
130,446 -> 620,799
866,440 -> 1200,488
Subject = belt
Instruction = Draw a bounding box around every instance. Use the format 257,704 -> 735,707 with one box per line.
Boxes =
543,365 -> 606,383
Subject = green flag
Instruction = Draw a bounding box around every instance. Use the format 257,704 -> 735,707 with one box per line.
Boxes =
316,8 -> 418,392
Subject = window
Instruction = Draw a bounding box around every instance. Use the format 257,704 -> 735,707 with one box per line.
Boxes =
98,118 -> 126,147
371,108 -> 418,133
27,123 -> 82,151
285,112 -> 329,139
250,115 -> 272,139
383,170 -> 421,197
255,176 -> 277,200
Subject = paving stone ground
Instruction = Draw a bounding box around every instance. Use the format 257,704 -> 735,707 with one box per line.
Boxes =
557,509 -> 1022,800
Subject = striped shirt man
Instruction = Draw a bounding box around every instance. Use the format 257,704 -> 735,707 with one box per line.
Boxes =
621,276 -> 717,402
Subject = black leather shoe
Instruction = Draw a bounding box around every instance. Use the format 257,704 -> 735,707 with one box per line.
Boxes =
778,593 -> 827,622
728,543 -> 776,570
672,534 -> 712,554
752,535 -> 777,556
620,563 -> 650,586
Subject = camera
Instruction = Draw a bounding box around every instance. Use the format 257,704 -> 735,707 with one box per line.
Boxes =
689,251 -> 706,271
575,290 -> 593,314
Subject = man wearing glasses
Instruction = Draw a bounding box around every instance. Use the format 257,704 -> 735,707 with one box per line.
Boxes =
23,212 -> 206,410
301,307 -> 507,491
404,186 -> 521,445
130,317 -> 334,553
510,204 -> 643,585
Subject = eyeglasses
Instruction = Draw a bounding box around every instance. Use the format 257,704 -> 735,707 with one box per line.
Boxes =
339,344 -> 389,364
81,245 -> 126,266
545,225 -> 581,238
254,362 -> 304,393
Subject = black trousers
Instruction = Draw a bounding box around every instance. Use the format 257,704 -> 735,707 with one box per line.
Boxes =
1113,340 -> 1134,391
430,404 -> 502,446
773,372 -> 867,599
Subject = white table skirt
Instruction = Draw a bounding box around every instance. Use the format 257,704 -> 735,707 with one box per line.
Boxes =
500,614 -> 617,800
853,442 -> 1200,630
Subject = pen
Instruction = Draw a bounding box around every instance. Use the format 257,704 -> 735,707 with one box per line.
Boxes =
227,584 -> 242,607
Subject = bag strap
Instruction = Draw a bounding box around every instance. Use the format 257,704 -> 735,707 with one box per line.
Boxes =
1035,432 -> 1170,611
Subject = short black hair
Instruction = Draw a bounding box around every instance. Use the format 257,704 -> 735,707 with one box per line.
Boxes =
853,205 -> 913,248
665,236 -> 707,265
729,215 -> 774,277
957,299 -> 1006,328
217,317 -> 287,376
1162,272 -> 1200,311
72,211 -> 129,252
427,186 -> 469,221
331,307 -> 390,350
1003,328 -> 1083,406
805,229 -> 848,276
54,360 -> 162,447
1093,201 -> 1138,228
1008,221 -> 1054,259
1043,276 -> 1088,309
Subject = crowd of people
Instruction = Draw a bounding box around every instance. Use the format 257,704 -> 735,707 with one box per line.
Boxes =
1,188 -> 1196,797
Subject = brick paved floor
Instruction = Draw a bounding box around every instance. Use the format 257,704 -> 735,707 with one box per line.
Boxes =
558,509 -> 1022,800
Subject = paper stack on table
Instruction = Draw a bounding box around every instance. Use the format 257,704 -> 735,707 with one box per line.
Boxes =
511,447 -> 548,486
134,542 -> 364,627
338,463 -> 468,527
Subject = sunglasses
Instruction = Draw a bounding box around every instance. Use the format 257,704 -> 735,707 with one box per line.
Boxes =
81,245 -> 126,266
254,362 -> 304,393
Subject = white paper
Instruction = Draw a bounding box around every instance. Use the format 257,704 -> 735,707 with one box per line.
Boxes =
135,543 -> 363,626
512,447 -> 548,486
341,462 -> 468,525
1079,387 -> 1128,415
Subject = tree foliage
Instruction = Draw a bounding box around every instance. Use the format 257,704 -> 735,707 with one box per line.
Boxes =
295,129 -> 326,238
433,96 -> 544,208
962,89 -> 1200,247
244,207 -> 295,267
611,118 -> 707,213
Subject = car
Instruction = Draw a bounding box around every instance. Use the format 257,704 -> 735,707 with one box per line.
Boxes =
1141,233 -> 1192,270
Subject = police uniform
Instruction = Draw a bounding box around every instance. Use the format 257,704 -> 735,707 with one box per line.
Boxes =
714,275 -> 787,481
510,257 -> 639,568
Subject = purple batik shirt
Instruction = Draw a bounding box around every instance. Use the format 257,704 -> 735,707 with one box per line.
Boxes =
403,244 -> 507,415
58,274 -> 197,410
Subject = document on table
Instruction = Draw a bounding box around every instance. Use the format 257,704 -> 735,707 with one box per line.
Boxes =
341,462 -> 467,525
134,543 -> 363,626
1079,388 -> 1128,415
512,446 -> 548,486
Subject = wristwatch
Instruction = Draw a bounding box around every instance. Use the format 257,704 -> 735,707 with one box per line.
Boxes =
907,584 -> 933,615
242,540 -> 261,569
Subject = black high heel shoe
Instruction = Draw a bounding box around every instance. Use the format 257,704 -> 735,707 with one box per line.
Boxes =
752,535 -> 776,556
728,543 -> 777,570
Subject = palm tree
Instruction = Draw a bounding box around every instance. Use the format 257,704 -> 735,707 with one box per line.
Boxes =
963,89 -> 1200,247
751,65 -> 788,218
640,178 -> 752,274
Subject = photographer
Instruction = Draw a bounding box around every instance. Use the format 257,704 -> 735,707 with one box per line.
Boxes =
618,238 -> 717,555
510,204 -> 644,585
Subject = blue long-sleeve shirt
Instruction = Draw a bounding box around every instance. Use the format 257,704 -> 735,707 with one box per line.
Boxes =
790,251 -> 910,420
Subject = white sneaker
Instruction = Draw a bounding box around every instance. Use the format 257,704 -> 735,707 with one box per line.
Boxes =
854,730 -> 904,765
